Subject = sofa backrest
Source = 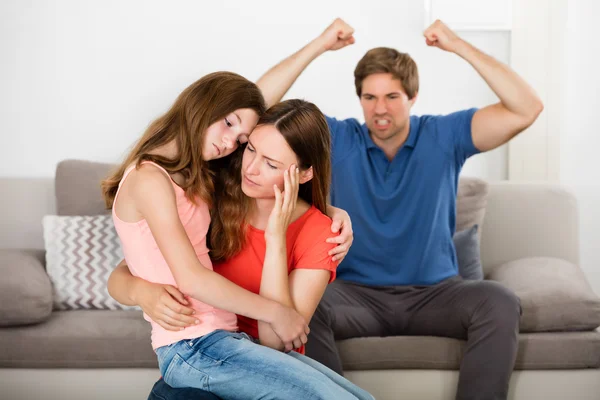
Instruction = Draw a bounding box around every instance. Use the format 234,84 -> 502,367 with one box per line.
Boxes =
55,159 -> 491,227
54,159 -> 580,276
56,160 -> 114,216
480,182 -> 579,275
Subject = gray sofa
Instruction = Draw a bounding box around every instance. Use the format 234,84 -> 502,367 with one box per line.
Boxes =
1,159 -> 600,400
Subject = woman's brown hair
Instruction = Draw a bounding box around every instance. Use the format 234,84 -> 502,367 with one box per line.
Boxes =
209,99 -> 331,262
101,71 -> 266,209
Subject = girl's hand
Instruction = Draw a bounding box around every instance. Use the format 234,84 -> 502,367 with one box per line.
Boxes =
265,165 -> 300,240
134,281 -> 199,331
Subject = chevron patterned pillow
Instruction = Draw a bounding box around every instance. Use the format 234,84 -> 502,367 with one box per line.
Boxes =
43,215 -> 137,310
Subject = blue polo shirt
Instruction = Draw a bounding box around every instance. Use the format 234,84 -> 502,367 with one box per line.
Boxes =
327,108 -> 479,286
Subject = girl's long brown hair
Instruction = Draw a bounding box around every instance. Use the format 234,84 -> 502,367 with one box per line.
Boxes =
101,72 -> 266,209
209,99 -> 331,262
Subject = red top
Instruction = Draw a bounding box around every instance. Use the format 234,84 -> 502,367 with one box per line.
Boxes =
215,205 -> 338,353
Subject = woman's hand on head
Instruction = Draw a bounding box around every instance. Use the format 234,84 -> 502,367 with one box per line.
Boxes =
326,206 -> 354,263
135,281 -> 199,331
265,165 -> 300,240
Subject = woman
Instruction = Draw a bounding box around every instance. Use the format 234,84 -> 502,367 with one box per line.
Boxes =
107,93 -> 371,399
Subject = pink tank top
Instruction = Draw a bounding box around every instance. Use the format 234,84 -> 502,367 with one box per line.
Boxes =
112,161 -> 238,349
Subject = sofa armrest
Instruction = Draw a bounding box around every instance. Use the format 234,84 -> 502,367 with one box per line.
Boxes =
481,182 -> 579,276
0,249 -> 53,326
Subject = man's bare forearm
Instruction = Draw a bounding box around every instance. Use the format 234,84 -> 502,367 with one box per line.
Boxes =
455,40 -> 542,120
257,38 -> 327,108
257,18 -> 355,108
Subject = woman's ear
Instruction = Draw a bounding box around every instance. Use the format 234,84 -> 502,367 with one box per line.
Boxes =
299,166 -> 313,184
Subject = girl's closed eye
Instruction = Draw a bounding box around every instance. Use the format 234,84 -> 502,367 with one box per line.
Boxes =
225,118 -> 233,128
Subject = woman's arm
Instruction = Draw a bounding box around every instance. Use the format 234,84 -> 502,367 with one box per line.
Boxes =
126,165 -> 308,351
257,166 -> 333,350
258,267 -> 331,351
257,168 -> 299,350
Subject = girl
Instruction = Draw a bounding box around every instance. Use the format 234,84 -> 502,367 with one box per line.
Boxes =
104,74 -> 371,399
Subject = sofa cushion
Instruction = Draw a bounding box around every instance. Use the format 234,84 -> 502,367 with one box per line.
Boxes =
56,159 -> 114,216
0,310 -> 156,368
336,331 -> 600,371
456,177 -> 489,241
43,215 -> 133,310
488,257 -> 600,332
3,311 -> 598,371
0,250 -> 53,327
453,225 -> 483,280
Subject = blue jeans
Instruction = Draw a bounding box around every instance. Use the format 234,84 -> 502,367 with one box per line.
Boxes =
152,330 -> 374,400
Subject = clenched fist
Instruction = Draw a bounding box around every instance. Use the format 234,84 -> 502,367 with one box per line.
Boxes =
318,18 -> 355,52
423,19 -> 464,53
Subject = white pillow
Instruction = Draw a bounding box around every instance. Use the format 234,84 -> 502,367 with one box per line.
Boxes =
43,215 -> 136,310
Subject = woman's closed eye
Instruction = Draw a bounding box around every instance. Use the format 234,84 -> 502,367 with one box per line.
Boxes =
225,118 -> 233,128
246,145 -> 277,169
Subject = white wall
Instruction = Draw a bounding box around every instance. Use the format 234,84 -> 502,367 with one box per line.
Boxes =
562,0 -> 600,295
0,0 -> 508,181
508,0 -> 566,182
4,1 -> 597,294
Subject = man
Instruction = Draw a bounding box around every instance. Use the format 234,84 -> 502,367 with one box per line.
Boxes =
255,18 -> 543,400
